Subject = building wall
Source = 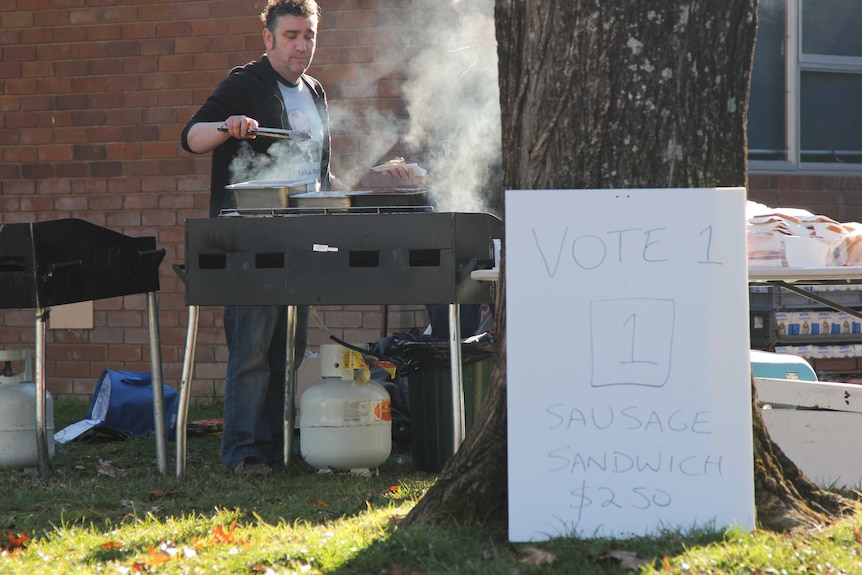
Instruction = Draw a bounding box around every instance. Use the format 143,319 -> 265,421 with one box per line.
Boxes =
0,0 -> 441,402
2,1 -> 859,401
749,174 -> 862,224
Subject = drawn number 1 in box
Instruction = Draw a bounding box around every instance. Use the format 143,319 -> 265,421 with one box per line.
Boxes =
589,298 -> 675,388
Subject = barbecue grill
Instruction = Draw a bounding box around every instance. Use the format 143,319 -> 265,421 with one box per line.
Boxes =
176,207 -> 501,476
0,219 -> 167,477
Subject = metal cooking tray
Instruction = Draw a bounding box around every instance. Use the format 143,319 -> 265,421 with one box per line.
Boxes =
349,189 -> 429,207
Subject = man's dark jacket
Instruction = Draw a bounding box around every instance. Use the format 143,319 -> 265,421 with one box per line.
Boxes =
181,54 -> 332,217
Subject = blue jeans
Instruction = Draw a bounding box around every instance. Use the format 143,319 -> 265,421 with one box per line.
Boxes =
221,304 -> 308,469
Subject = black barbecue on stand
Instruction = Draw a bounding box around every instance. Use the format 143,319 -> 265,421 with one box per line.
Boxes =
176,193 -> 501,477
0,219 -> 167,477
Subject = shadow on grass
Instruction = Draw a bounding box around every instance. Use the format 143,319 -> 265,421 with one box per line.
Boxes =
1,400 -> 731,574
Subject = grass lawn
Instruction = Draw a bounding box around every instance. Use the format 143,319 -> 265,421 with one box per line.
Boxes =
0,399 -> 861,574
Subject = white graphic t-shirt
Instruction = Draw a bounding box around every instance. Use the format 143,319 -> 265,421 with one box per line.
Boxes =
277,79 -> 324,184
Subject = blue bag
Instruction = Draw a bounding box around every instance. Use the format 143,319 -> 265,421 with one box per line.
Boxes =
54,370 -> 179,443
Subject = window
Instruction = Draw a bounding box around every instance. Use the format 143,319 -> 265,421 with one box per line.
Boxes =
748,0 -> 862,171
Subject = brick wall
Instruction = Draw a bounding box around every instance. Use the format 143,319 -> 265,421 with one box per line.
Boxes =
3,1 -> 860,403
749,174 -> 862,223
0,0 -> 444,403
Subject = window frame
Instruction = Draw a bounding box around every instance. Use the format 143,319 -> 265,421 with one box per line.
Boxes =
748,0 -> 862,174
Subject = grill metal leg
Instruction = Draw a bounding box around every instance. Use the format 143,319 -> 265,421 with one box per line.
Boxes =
448,303 -> 465,454
147,292 -> 168,475
175,304 -> 199,479
284,305 -> 299,467
35,308 -> 50,479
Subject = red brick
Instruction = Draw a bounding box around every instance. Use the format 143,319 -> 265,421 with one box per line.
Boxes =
123,193 -> 159,209
54,361 -> 96,380
106,142 -> 142,160
90,92 -> 124,109
56,163 -> 90,178
191,19 -> 229,36
141,38 -> 176,56
5,112 -> 38,129
89,161 -> 123,177
1,11 -> 34,28
174,3 -> 211,20
55,93 -> 88,110
103,5 -> 138,23
88,25 -> 123,42
123,56 -> 159,74
53,26 -> 87,42
20,196 -> 54,212
0,29 -> 21,46
156,21 -> 193,38
122,22 -> 156,40
142,141 -> 177,158
4,78 -> 38,94
107,345 -> 143,362
21,62 -> 54,78
106,211 -> 142,227
125,159 -> 160,176
55,121 -> 92,143
3,45 -> 37,61
175,37 -> 209,54
141,211 -> 177,227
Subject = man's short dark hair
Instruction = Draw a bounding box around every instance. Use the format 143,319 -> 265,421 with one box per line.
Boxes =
260,0 -> 320,31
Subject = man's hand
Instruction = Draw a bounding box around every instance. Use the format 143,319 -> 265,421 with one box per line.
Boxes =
218,115 -> 259,140
185,116 -> 259,154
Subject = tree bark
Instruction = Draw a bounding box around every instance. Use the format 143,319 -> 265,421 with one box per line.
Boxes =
404,0 -> 852,534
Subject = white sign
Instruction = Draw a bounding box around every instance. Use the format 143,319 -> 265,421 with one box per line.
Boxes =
506,188 -> 754,541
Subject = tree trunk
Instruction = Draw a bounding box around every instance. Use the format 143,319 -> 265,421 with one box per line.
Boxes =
404,0 -> 852,534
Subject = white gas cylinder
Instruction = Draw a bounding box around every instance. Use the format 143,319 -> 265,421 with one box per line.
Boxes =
0,383 -> 55,468
300,344 -> 391,472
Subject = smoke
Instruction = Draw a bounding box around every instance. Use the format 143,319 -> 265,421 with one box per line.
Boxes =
400,0 -> 502,214
229,142 -> 290,183
330,0 -> 501,214
230,0 -> 502,215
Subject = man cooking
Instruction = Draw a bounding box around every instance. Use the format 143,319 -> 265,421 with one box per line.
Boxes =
181,0 -> 345,476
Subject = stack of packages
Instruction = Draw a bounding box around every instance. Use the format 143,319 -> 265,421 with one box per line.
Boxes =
747,201 -> 862,268
747,201 -> 862,365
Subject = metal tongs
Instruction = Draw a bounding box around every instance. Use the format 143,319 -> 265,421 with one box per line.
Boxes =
217,123 -> 312,141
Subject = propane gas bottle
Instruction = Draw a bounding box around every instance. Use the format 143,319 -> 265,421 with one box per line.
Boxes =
300,344 -> 391,472
0,382 -> 54,469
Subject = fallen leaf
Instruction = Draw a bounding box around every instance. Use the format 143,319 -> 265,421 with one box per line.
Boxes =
97,459 -> 126,478
383,485 -> 400,496
855,525 -> 862,543
129,546 -> 172,571
149,484 -> 179,501
600,550 -> 653,570
6,531 -> 30,548
311,499 -> 328,506
101,541 -> 123,549
520,546 -> 556,565
210,519 -> 241,546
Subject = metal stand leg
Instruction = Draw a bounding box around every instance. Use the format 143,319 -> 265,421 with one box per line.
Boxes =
448,303 -> 465,454
175,304 -> 199,479
284,305 -> 298,467
34,307 -> 50,479
147,292 -> 168,475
